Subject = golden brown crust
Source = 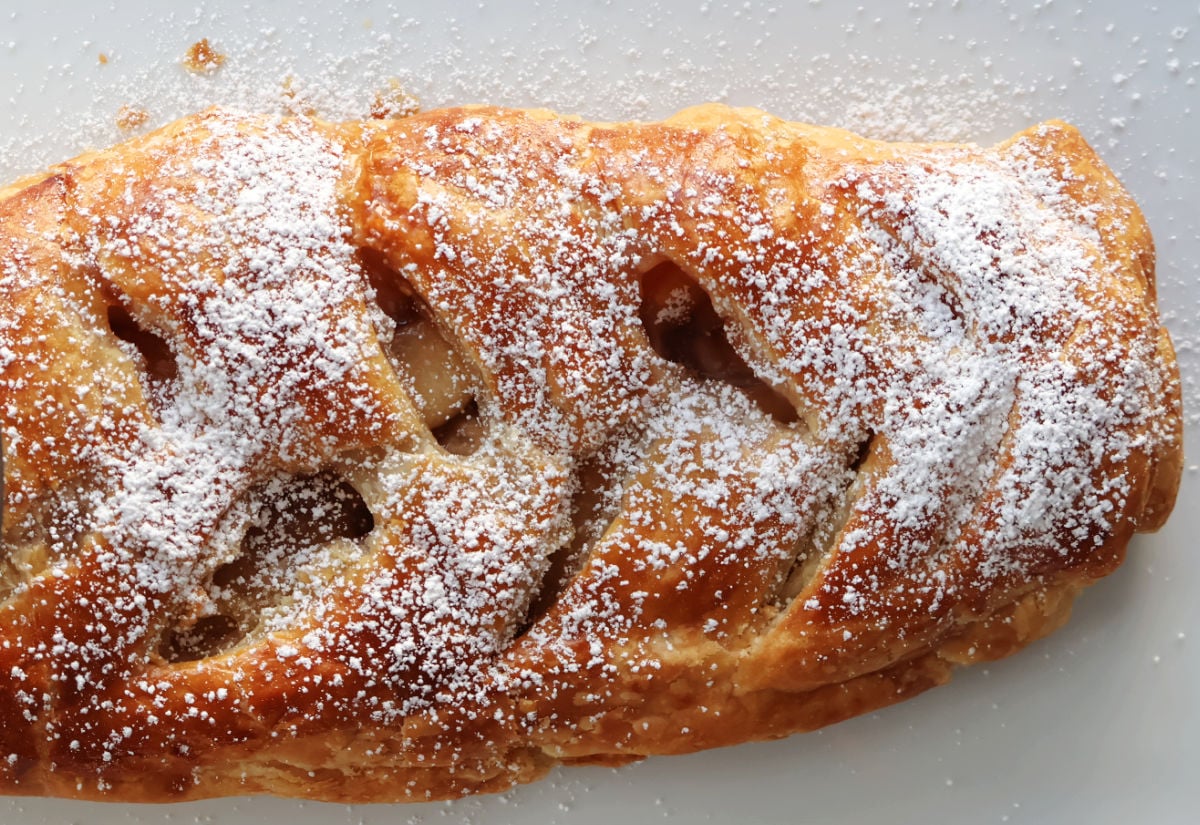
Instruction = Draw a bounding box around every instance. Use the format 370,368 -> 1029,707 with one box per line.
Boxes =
0,104 -> 1181,802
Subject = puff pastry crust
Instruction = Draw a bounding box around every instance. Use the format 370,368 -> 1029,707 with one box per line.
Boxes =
0,105 -> 1182,801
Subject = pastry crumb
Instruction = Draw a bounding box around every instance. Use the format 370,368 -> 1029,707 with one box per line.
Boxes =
115,104 -> 149,131
182,39 -> 226,74
369,80 -> 421,119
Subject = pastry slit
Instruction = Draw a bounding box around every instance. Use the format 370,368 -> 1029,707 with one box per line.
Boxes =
160,471 -> 375,663
775,431 -> 879,605
105,303 -> 179,413
358,247 -> 479,431
638,259 -> 797,424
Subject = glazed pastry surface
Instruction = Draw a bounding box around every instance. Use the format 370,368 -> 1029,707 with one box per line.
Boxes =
0,105 -> 1181,801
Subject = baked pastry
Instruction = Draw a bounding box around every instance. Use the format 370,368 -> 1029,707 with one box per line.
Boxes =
0,104 -> 1181,802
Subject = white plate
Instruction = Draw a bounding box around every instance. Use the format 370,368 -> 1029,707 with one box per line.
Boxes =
1,1 -> 1196,822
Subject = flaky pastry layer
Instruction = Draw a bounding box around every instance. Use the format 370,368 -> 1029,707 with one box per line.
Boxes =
0,104 -> 1182,802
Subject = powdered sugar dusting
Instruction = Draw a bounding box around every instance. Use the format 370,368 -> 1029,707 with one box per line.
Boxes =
0,8 -> 1035,185
0,2 -> 1187,805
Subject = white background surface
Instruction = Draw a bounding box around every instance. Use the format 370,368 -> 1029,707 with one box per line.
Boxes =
1,1 -> 1197,823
